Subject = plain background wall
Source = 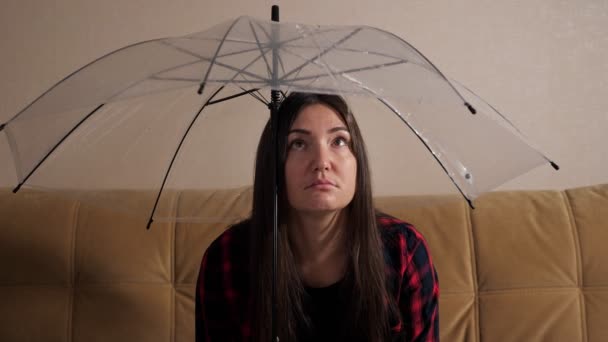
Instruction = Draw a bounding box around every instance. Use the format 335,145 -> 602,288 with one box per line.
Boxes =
0,0 -> 606,196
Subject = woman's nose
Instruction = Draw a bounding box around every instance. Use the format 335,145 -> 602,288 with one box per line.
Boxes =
312,144 -> 331,171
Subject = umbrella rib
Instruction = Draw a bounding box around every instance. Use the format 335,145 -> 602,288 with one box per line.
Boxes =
12,104 -> 106,193
105,57 -> 208,102
185,33 -> 333,55
216,45 -> 270,58
101,61 -> 203,105
282,43 -> 426,73
163,24 -> 355,91
290,60 -> 407,82
134,59 -> 202,82
151,76 -> 268,85
283,63 -> 305,95
366,26 -> 475,109
252,20 -> 360,82
148,43 -> 273,88
264,36 -> 309,95
273,44 -> 319,93
230,71 -> 267,103
207,87 -> 265,105
160,41 -> 416,87
376,97 -> 474,209
331,73 -> 475,205
252,22 -> 348,49
285,26 -> 347,94
101,35 -> 272,105
250,21 -> 288,100
4,37 -> 171,126
184,36 -> 265,45
162,19 -> 262,94
200,40 -> 407,62
146,86 -> 225,229
240,85 -> 269,105
196,17 -> 266,94
147,34 -> 279,228
280,44 -> 406,62
277,45 -> 407,83
231,67 -> 269,103
200,36 -> 274,101
208,26 -> 278,92
250,21 -> 288,80
248,19 -> 273,80
239,85 -> 265,103
254,88 -> 269,103
276,42 -> 436,98
280,27 -> 363,81
199,17 -> 248,92
221,46 -> 273,88
189,26 -> 347,45
450,80 -> 559,169
159,40 -> 269,84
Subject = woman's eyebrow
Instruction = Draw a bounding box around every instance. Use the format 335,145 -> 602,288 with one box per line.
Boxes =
288,126 -> 349,135
288,128 -> 310,135
328,126 -> 349,134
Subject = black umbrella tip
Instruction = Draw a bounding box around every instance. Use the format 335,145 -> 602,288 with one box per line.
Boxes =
0,123 -> 5,132
146,218 -> 154,230
466,197 -> 475,210
550,161 -> 560,171
464,102 -> 477,114
12,183 -> 22,193
272,5 -> 279,22
197,83 -> 205,95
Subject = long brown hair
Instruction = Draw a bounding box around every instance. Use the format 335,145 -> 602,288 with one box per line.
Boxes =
250,92 -> 398,342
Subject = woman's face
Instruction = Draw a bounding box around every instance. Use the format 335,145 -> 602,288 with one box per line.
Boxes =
284,103 -> 357,214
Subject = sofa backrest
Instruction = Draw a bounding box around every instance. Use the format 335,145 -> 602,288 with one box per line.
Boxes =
1,184 -> 606,341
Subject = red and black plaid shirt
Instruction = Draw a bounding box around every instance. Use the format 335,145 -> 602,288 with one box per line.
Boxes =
196,212 -> 439,341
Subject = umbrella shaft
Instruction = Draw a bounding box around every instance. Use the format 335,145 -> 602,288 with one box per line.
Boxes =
271,7 -> 280,342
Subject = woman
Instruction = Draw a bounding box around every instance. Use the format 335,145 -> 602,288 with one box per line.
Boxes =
196,92 -> 439,342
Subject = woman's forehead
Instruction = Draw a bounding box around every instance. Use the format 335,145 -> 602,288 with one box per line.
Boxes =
291,103 -> 348,129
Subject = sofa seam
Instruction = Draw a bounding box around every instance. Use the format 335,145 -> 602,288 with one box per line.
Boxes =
67,199 -> 80,342
464,200 -> 480,342
170,190 -> 181,342
479,286 -> 588,295
562,190 -> 588,342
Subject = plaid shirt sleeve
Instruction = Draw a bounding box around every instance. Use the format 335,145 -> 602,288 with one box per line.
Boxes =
195,223 -> 252,342
378,214 -> 440,342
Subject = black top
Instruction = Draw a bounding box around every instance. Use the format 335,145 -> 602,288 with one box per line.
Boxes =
301,279 -> 346,342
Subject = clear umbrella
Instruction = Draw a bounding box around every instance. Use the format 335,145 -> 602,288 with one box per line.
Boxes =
1,13 -> 556,223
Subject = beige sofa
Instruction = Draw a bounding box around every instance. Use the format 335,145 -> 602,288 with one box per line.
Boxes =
1,184 -> 607,341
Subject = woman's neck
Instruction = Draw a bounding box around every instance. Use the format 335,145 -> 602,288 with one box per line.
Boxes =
287,209 -> 349,287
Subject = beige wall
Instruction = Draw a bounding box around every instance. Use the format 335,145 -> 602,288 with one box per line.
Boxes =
1,0 -> 606,196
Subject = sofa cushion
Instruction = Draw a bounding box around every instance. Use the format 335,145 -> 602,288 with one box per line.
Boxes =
0,184 -> 606,341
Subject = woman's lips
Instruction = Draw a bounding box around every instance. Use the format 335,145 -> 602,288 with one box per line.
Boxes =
306,179 -> 336,189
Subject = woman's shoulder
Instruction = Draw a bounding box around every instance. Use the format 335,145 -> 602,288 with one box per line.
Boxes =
204,218 -> 252,259
375,211 -> 428,253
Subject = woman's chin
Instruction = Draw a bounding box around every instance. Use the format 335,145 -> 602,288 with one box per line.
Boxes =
295,200 -> 347,214
288,191 -> 353,214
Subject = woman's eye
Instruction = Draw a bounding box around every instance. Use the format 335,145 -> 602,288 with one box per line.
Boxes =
289,140 -> 306,150
333,136 -> 349,147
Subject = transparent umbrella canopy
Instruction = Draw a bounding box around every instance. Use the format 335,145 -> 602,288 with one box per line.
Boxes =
1,14 -> 557,224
